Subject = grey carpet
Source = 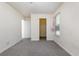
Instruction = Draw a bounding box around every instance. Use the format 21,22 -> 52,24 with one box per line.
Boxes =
0,39 -> 70,56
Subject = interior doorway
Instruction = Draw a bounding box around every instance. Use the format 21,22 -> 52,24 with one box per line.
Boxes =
39,18 -> 46,40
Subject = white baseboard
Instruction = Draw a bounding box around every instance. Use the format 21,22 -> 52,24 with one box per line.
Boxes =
31,39 -> 39,41
54,40 -> 72,56
0,39 -> 22,54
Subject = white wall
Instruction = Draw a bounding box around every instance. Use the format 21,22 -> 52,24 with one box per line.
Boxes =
31,14 -> 54,41
0,3 -> 23,53
22,18 -> 31,39
54,3 -> 79,56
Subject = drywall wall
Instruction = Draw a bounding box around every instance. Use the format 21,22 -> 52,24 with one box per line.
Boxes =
22,18 -> 31,39
31,14 -> 54,41
0,3 -> 23,54
31,14 -> 39,41
54,2 -> 79,56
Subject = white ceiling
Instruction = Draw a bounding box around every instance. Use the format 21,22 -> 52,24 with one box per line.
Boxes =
8,2 -> 61,17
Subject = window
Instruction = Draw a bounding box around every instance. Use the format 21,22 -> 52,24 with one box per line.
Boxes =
55,13 -> 61,36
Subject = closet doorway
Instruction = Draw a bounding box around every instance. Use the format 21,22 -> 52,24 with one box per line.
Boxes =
39,18 -> 46,40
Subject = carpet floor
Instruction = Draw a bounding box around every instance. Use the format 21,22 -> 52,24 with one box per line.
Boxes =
0,39 -> 70,56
